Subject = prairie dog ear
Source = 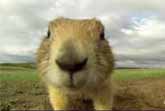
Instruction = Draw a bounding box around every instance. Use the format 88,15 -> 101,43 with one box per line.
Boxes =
46,22 -> 53,39
88,18 -> 105,35
49,17 -> 65,28
47,17 -> 66,36
48,20 -> 56,32
91,18 -> 105,40
47,18 -> 60,39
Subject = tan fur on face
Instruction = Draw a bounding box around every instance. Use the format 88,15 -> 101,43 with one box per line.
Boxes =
37,17 -> 114,110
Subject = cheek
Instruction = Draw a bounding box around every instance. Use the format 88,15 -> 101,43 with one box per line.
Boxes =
45,65 -> 69,86
49,51 -> 56,66
85,66 -> 104,87
74,71 -> 88,80
86,47 -> 97,68
74,75 -> 86,86
49,41 -> 62,64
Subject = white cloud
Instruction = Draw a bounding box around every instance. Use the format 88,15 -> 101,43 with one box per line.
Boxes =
0,0 -> 165,68
114,17 -> 165,68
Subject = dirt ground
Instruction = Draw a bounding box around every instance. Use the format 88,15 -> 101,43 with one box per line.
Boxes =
113,78 -> 165,110
1,78 -> 165,110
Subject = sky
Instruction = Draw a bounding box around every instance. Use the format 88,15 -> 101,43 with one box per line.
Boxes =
0,0 -> 165,68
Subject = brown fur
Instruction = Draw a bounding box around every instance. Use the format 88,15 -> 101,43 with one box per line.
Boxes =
37,17 -> 114,110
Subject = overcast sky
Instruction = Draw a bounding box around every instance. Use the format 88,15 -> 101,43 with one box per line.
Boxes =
0,0 -> 165,68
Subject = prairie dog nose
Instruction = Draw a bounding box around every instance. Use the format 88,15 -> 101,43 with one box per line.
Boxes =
56,58 -> 88,73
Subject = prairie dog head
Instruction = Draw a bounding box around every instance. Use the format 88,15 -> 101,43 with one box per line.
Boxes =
37,18 -> 114,90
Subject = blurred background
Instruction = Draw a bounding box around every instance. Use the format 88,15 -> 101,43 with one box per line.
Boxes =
0,0 -> 165,68
1,1 -> 165,110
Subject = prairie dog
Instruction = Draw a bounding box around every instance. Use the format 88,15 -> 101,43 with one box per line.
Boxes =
37,17 -> 114,110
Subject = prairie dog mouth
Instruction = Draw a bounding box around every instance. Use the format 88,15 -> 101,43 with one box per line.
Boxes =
61,72 -> 75,88
66,72 -> 82,89
68,73 -> 75,88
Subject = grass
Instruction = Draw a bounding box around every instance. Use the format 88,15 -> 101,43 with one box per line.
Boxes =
0,64 -> 37,81
113,68 -> 165,80
1,64 -> 165,110
0,69 -> 38,81
0,64 -> 165,81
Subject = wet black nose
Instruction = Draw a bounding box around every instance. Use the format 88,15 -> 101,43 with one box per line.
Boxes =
56,58 -> 88,73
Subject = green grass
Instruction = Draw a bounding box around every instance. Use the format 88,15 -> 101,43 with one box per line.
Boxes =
0,64 -> 165,81
0,69 -> 38,81
113,68 -> 165,80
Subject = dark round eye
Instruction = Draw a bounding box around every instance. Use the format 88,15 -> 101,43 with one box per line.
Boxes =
100,31 -> 105,40
46,30 -> 51,39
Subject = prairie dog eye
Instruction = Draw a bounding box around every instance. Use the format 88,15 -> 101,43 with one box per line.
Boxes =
100,31 -> 105,40
46,30 -> 51,39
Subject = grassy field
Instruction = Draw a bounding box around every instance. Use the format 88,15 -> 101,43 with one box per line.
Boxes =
1,64 -> 165,81
1,64 -> 165,110
113,68 -> 165,80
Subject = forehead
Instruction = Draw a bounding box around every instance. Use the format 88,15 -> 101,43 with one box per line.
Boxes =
49,18 -> 104,37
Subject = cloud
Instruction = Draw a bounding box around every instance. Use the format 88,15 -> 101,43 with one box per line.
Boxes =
114,17 -> 165,68
0,0 -> 165,68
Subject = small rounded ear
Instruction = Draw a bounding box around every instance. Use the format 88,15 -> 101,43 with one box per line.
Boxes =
92,19 -> 105,40
91,17 -> 97,21
47,17 -> 64,39
46,20 -> 57,39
